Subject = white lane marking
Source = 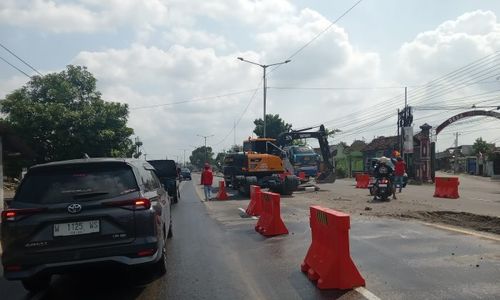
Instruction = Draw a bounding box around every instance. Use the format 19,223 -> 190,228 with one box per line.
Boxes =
422,222 -> 500,242
237,208 -> 258,220
355,287 -> 382,300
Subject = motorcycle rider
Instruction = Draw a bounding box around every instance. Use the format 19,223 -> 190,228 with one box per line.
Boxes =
373,156 -> 397,200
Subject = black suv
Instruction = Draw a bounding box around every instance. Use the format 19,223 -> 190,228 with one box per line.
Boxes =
1,158 -> 172,292
147,160 -> 180,203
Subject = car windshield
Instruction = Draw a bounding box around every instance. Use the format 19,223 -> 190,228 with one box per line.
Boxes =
15,164 -> 138,204
181,168 -> 190,173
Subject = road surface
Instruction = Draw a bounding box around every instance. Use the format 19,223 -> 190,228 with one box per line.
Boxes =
1,178 -> 499,299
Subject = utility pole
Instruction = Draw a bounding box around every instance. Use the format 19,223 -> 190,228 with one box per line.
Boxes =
454,132 -> 461,174
237,57 -> 291,138
197,134 -> 214,163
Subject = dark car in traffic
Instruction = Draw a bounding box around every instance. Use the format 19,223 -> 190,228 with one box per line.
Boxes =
179,168 -> 191,180
147,159 -> 180,203
0,158 -> 172,292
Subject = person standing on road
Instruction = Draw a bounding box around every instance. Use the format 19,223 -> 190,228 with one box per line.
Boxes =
394,157 -> 406,193
201,163 -> 214,201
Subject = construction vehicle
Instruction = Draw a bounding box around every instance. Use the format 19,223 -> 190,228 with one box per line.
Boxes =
276,124 -> 336,183
222,124 -> 335,196
282,145 -> 320,180
223,138 -> 300,196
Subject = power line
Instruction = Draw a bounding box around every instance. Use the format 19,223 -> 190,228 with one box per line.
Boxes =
407,51 -> 500,99
269,80 -> 500,91
214,82 -> 262,147
406,53 -> 500,104
268,0 -> 364,76
0,55 -> 31,78
129,89 -> 259,110
0,42 -> 42,76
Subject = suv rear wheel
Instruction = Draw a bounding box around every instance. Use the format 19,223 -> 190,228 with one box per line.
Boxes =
22,274 -> 51,293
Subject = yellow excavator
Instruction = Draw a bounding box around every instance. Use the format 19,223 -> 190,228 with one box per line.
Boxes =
223,125 -> 335,195
223,137 -> 299,195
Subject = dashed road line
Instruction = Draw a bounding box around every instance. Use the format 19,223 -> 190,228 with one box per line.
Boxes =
237,207 -> 258,220
422,222 -> 500,242
355,287 -> 382,300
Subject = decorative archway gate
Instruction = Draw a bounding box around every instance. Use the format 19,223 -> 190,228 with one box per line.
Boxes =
418,110 -> 500,182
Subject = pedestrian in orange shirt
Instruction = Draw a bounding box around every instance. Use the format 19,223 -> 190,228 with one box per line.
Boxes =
394,157 -> 406,193
200,163 -> 214,201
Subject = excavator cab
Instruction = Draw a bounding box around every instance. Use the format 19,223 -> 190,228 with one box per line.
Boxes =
243,138 -> 278,155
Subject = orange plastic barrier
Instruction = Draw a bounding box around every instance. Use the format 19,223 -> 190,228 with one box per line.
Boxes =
246,185 -> 263,216
355,174 -> 370,188
433,177 -> 459,199
301,206 -> 365,290
255,191 -> 288,236
216,181 -> 229,200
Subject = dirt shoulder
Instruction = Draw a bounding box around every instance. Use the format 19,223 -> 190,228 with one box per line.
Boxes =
194,172 -> 500,236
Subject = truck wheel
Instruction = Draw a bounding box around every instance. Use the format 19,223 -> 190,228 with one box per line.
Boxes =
281,175 -> 299,195
239,176 -> 257,196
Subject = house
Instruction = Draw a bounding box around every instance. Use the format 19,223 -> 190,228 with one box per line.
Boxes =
436,145 -> 476,174
361,136 -> 398,172
334,140 -> 366,177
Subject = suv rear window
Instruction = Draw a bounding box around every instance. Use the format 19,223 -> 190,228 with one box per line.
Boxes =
15,163 -> 138,204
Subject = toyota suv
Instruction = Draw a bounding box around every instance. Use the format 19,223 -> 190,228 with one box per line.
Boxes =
1,158 -> 172,292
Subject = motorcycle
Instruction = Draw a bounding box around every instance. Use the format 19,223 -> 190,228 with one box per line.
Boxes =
372,177 -> 393,201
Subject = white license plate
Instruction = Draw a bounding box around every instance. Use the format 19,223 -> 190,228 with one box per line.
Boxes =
378,184 -> 387,187
53,220 -> 100,237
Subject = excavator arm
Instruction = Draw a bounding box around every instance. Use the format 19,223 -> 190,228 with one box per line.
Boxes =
277,125 -> 336,183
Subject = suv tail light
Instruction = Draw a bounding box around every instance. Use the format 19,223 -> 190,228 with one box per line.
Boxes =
102,198 -> 151,210
1,207 -> 47,222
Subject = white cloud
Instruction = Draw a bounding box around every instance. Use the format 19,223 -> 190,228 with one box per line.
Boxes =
0,0 -> 169,33
0,75 -> 29,99
397,10 -> 500,82
394,10 -> 500,148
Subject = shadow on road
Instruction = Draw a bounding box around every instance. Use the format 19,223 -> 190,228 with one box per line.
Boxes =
35,268 -> 155,300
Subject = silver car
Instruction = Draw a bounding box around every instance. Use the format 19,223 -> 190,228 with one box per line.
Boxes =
1,158 -> 172,292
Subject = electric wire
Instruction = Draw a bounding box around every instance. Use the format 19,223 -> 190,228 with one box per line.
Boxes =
0,42 -> 43,76
129,89 -> 259,110
268,0 -> 364,76
0,55 -> 31,78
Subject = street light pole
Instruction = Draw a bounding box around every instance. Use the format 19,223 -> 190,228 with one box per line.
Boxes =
197,134 -> 214,163
237,57 -> 291,138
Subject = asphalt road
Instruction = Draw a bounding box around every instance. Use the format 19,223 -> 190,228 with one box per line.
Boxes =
1,179 -> 500,299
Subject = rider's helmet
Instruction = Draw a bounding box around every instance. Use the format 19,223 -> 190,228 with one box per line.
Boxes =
378,156 -> 389,164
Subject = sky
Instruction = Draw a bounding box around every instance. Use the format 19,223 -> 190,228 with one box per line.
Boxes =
1,0 -> 500,161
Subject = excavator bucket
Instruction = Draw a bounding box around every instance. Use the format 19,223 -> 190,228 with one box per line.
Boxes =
316,170 -> 336,183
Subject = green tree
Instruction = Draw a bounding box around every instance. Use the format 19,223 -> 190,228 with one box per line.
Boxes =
190,146 -> 214,168
473,137 -> 493,161
0,65 -> 135,163
253,114 -> 292,139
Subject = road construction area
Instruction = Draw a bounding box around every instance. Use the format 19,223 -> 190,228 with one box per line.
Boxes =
1,174 -> 499,299
196,172 -> 500,299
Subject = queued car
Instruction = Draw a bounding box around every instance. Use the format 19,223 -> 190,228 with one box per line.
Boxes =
147,159 -> 180,203
1,158 -> 172,292
179,168 -> 191,181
